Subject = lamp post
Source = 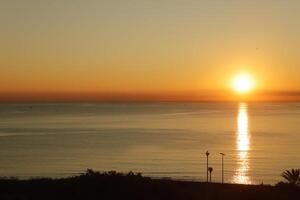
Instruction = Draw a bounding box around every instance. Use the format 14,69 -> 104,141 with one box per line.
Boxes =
206,151 -> 210,182
220,153 -> 225,184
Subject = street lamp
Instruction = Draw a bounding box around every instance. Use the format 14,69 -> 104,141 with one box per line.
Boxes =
220,153 -> 225,184
206,151 -> 210,182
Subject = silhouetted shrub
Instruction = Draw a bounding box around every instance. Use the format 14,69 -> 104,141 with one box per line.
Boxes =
281,169 -> 300,186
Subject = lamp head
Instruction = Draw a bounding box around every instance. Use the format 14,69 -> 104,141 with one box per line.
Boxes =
206,151 -> 210,156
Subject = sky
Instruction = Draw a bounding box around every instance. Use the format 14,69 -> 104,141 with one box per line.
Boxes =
1,0 -> 300,101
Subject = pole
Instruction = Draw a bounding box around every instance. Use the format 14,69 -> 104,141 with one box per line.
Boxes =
206,151 -> 209,183
220,153 -> 225,184
222,155 -> 224,184
207,155 -> 208,182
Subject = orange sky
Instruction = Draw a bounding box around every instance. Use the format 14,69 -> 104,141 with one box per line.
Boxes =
1,1 -> 300,102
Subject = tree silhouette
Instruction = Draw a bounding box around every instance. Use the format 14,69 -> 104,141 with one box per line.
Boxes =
281,169 -> 300,185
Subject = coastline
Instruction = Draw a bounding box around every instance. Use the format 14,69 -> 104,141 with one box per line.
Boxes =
0,170 -> 299,200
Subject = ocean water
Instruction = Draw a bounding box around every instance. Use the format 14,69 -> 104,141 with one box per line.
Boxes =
0,102 -> 299,184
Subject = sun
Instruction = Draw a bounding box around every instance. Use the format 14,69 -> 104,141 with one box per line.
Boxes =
232,74 -> 254,94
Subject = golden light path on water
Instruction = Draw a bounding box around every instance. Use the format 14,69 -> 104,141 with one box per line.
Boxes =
233,103 -> 251,184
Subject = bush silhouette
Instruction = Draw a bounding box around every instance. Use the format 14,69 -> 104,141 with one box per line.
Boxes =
281,169 -> 300,186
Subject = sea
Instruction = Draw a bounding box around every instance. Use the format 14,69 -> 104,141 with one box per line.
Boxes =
0,102 -> 299,185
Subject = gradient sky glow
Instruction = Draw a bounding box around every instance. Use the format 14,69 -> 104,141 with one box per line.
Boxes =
1,0 -> 300,101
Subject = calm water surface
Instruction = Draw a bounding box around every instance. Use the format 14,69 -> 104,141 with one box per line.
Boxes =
0,102 -> 299,184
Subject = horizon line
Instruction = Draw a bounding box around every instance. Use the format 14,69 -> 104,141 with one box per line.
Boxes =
0,90 -> 300,103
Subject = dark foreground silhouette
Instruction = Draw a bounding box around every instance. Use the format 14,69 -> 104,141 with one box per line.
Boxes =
0,170 -> 299,200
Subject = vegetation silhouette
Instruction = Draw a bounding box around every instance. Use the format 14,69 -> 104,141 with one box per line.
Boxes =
279,169 -> 300,186
0,169 -> 299,200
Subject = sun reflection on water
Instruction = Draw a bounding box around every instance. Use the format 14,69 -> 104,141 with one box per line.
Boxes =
233,103 -> 251,184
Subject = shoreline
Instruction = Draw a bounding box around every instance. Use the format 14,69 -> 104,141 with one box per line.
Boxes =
0,170 -> 299,200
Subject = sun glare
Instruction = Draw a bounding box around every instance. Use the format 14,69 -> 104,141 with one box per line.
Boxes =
232,74 -> 254,94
